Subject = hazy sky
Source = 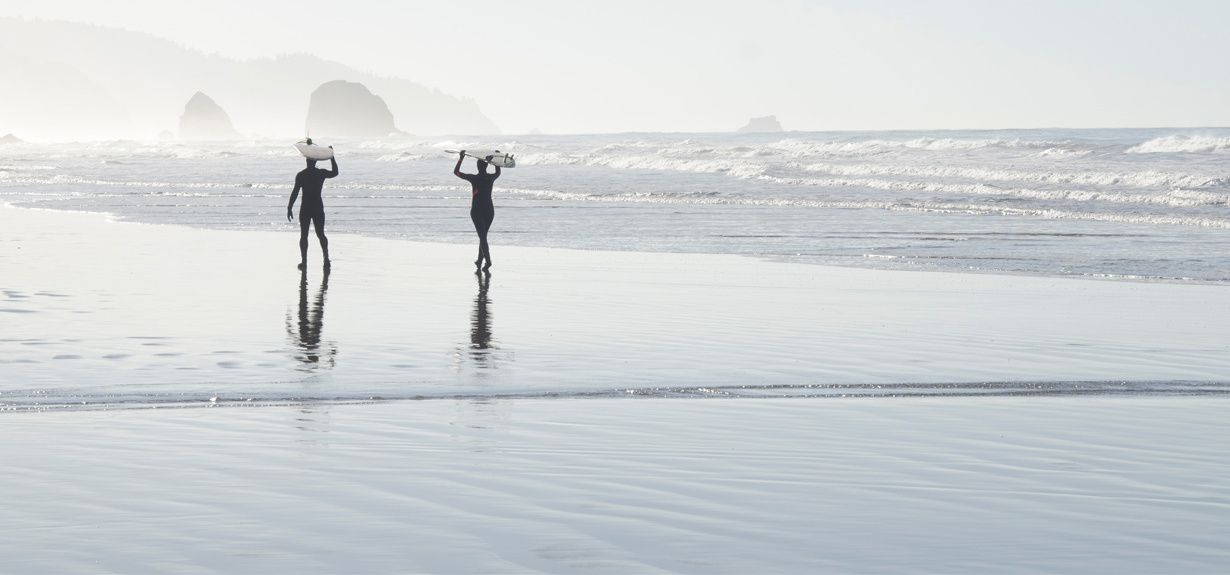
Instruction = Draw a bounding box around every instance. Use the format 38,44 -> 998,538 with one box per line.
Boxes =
3,0 -> 1229,134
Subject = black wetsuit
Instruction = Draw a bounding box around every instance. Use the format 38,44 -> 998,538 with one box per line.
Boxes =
455,157 -> 500,268
288,157 -> 339,266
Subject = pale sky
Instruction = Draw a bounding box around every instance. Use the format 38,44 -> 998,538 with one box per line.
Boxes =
2,0 -> 1229,134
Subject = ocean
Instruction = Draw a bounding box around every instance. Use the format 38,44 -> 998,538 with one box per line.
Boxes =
5,127 -> 1230,283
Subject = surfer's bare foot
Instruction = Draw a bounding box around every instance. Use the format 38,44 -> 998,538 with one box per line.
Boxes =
474,259 -> 483,270
482,261 -> 492,272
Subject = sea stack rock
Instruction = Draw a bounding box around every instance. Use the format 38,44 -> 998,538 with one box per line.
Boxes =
178,92 -> 241,140
0,133 -> 22,144
737,115 -> 784,133
306,80 -> 399,138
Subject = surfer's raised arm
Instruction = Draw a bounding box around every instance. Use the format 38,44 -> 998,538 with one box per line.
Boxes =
493,164 -> 501,179
454,150 -> 468,177
324,147 -> 338,178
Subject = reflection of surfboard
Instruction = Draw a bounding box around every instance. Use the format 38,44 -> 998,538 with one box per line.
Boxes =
295,140 -> 334,160
446,149 -> 516,168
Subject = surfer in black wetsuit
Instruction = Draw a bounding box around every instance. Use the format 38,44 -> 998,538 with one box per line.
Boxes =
287,150 -> 338,270
454,150 -> 500,271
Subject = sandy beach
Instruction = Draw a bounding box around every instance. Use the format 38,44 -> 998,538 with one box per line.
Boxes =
3,203 -> 1230,572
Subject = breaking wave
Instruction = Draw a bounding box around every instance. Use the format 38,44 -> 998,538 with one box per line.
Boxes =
1126,135 -> 1230,154
499,187 -> 1230,228
798,163 -> 1225,190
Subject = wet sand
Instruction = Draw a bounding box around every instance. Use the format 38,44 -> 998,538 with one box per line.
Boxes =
3,203 -> 1230,408
3,398 -> 1229,573
2,204 -> 1230,572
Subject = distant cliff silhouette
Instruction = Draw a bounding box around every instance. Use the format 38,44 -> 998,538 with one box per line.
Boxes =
738,115 -> 784,133
0,18 -> 500,139
178,92 -> 240,140
0,133 -> 21,144
306,81 -> 399,138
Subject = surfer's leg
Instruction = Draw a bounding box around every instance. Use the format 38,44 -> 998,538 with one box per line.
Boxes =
471,212 -> 486,270
298,211 -> 311,270
478,234 -> 490,269
477,214 -> 493,270
313,211 -> 330,266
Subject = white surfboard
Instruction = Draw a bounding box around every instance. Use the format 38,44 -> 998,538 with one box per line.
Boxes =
447,149 -> 516,168
295,140 -> 334,160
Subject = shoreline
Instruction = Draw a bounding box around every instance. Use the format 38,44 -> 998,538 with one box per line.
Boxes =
5,202 -> 1230,410
6,379 -> 1230,414
10,199 -> 1230,289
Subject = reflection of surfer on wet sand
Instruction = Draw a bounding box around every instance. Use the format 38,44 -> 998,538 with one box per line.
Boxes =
453,270 -> 509,371
471,271 -> 493,358
288,267 -> 336,369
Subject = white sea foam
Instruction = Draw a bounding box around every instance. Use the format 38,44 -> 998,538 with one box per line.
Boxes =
514,151 -> 765,177
1035,146 -> 1092,157
376,152 -> 426,162
0,164 -> 56,171
0,175 -> 259,188
498,186 -> 1230,228
762,175 -> 1230,208
514,137 -> 1125,183
778,137 -> 1054,154
1126,135 -> 1230,154
797,163 -> 1223,190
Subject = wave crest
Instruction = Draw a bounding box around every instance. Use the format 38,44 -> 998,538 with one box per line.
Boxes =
1126,135 -> 1230,154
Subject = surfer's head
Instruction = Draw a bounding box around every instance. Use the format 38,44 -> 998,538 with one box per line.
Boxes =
476,159 -> 489,172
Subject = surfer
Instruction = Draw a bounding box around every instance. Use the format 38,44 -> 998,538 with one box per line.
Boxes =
287,148 -> 338,270
454,150 -> 500,271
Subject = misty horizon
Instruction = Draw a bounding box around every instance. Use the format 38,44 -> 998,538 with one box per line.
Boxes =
0,18 -> 498,141
6,2 -> 1230,140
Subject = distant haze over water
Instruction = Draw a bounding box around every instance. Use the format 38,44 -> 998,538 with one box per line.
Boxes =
5,128 -> 1230,283
0,18 -> 497,140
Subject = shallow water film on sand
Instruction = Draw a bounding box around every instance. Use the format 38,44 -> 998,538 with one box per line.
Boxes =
3,201 -> 1230,412
6,128 -> 1230,282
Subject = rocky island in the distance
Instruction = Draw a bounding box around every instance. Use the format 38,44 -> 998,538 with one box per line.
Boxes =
737,115 -> 784,133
